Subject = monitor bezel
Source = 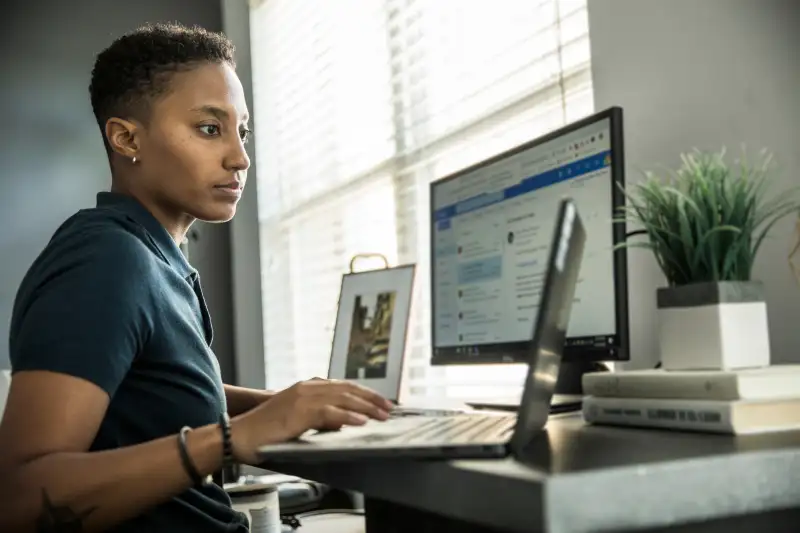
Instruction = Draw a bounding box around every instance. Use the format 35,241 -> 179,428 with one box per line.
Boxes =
428,106 -> 630,365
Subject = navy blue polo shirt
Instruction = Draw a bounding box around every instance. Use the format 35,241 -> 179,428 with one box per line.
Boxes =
9,192 -> 248,532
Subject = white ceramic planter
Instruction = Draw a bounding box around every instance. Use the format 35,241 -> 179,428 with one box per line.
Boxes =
656,281 -> 771,371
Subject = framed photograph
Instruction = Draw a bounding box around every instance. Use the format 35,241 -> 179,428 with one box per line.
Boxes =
328,264 -> 416,401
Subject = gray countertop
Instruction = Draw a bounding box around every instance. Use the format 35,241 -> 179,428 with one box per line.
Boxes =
261,413 -> 800,533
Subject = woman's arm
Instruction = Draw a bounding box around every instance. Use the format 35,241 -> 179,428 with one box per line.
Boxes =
0,371 -> 225,533
224,377 -> 330,417
0,373 -> 394,532
224,384 -> 275,417
0,372 -> 393,533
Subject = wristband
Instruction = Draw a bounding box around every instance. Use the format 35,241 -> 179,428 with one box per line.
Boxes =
219,412 -> 234,468
178,426 -> 211,486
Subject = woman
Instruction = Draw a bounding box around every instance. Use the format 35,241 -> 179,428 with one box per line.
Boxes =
0,22 -> 391,533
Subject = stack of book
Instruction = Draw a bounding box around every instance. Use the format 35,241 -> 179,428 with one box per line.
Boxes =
581,365 -> 800,434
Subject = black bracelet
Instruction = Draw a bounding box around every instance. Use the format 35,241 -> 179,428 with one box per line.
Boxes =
219,412 -> 234,468
178,426 -> 209,486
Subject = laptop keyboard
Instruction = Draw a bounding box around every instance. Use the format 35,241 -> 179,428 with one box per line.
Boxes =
389,407 -> 465,418
390,413 -> 516,444
302,413 -> 516,446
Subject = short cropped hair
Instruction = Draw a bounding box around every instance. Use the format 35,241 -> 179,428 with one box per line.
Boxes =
89,22 -> 235,150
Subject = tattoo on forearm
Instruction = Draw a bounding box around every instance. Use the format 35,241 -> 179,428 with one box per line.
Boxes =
35,489 -> 97,533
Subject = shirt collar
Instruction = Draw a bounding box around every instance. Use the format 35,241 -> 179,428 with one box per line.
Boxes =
96,191 -> 196,280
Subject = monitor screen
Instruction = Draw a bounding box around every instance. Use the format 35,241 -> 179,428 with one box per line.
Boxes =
430,107 -> 628,364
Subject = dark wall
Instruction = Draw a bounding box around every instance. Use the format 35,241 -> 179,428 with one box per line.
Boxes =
0,0 -> 237,382
221,0 -> 266,390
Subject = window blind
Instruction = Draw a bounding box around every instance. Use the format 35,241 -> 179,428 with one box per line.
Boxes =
250,0 -> 594,399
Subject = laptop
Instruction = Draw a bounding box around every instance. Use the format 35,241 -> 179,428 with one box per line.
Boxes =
256,197 -> 586,461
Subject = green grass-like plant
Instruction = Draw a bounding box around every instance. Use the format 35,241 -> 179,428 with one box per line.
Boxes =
616,147 -> 800,287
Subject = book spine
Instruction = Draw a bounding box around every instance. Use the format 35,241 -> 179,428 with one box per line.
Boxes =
582,396 -> 735,433
582,375 -> 739,401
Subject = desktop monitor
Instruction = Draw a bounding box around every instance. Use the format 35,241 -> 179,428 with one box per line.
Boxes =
430,107 -> 629,366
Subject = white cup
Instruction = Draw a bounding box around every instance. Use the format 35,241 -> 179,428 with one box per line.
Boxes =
227,482 -> 281,533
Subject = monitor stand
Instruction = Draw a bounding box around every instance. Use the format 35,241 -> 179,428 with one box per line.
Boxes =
466,360 -> 609,414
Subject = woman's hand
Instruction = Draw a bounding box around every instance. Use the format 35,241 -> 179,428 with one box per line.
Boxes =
230,379 -> 393,464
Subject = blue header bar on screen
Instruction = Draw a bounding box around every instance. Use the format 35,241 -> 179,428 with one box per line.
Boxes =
434,150 -> 611,225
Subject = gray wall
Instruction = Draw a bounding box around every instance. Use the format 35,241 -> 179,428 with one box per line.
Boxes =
0,0 -> 237,382
589,0 -> 800,369
222,0 -> 266,390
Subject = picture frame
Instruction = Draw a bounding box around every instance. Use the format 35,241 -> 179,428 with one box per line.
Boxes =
327,264 -> 416,401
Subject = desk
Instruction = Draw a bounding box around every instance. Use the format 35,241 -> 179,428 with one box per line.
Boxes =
261,413 -> 800,533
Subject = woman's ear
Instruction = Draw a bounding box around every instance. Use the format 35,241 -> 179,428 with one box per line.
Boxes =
105,117 -> 141,160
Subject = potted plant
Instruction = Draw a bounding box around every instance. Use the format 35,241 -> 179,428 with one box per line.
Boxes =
617,147 -> 799,370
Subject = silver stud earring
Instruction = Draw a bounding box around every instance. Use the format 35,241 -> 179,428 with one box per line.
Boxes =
132,156 -> 138,164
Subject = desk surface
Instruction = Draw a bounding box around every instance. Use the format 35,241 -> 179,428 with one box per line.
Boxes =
261,413 -> 800,533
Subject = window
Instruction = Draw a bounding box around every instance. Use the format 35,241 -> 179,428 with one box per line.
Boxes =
250,0 -> 594,400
